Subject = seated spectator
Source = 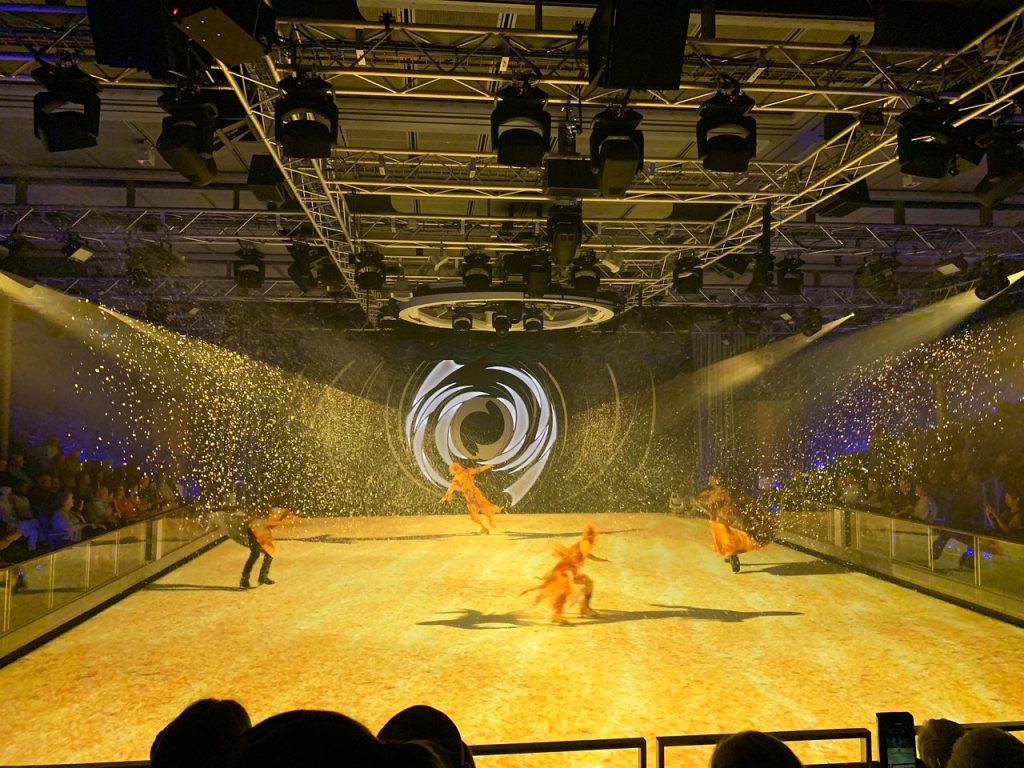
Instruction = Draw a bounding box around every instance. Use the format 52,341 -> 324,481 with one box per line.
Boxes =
83,486 -> 118,530
710,731 -> 803,768
839,473 -> 863,507
863,477 -> 886,508
0,452 -> 30,488
28,473 -> 59,521
0,511 -> 23,564
5,480 -> 44,552
114,485 -> 138,520
378,705 -> 475,768
918,718 -> 964,768
29,434 -> 62,475
913,483 -> 939,523
156,472 -> 182,508
228,710 -> 442,768
150,698 -> 251,768
49,491 -> 87,544
946,726 -> 1024,768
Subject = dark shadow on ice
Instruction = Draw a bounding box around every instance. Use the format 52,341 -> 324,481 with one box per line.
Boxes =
280,532 -> 480,544
502,528 -> 641,541
737,560 -> 850,576
145,583 -> 248,592
417,609 -> 537,629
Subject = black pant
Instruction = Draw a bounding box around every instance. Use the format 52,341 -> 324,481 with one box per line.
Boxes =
241,529 -> 272,582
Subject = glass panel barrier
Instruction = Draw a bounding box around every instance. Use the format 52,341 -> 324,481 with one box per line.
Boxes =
116,522 -> 150,576
856,511 -> 891,559
7,556 -> 53,631
88,532 -> 119,590
979,536 -> 1024,598
51,544 -> 90,611
892,517 -> 930,567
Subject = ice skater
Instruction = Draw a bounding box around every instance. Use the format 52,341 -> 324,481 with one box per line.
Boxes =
695,474 -> 769,573
521,523 -> 609,624
239,506 -> 299,589
441,462 -> 502,534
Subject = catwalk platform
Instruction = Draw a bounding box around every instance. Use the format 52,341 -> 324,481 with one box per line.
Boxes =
0,513 -> 1022,767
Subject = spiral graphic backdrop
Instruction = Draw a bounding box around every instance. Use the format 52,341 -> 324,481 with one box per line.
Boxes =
403,360 -> 560,506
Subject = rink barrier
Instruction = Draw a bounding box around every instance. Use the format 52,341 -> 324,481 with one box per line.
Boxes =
779,506 -> 1024,625
0,505 -> 222,665
657,727 -> 871,768
5,724 -> 1024,768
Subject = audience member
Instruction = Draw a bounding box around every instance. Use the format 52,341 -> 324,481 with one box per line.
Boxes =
378,705 -> 475,768
913,483 -> 939,523
946,726 -> 1024,768
4,480 -> 44,551
710,730 -> 803,768
83,486 -> 118,529
228,710 -> 442,768
150,698 -> 251,768
0,452 -> 30,487
114,485 -> 138,521
49,491 -> 87,544
918,718 -> 964,768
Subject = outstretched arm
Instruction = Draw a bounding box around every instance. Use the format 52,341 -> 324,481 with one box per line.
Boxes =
588,553 -> 610,563
441,479 -> 458,503
469,464 -> 494,476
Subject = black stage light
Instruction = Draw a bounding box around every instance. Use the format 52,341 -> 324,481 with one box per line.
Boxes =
522,308 -> 544,332
697,84 -> 757,173
491,83 -> 551,168
232,246 -> 265,291
548,204 -> 583,267
854,252 -> 901,300
800,307 -> 823,337
157,91 -> 218,186
975,256 -> 1010,300
974,130 -> 1024,208
524,251 -> 552,298
672,257 -> 703,293
570,251 -> 600,293
747,254 -> 774,294
63,234 -> 94,264
452,307 -> 474,332
354,250 -> 386,291
491,305 -> 512,336
248,154 -> 290,207
32,64 -> 101,152
378,298 -> 400,330
275,75 -> 338,159
775,256 -> 805,296
897,102 -> 957,179
500,251 -> 525,284
317,260 -> 346,294
286,241 -> 321,293
461,251 -> 492,290
590,108 -> 644,196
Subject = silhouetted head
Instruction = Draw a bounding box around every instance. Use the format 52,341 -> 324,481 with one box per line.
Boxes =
378,705 -> 475,768
449,462 -> 464,474
946,727 -> 1024,768
582,524 -> 599,543
918,719 -> 964,768
151,698 -> 251,768
710,731 -> 803,768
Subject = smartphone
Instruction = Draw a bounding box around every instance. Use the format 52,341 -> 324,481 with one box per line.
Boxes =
877,711 -> 917,768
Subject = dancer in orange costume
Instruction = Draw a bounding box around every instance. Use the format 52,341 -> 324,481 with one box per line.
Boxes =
240,506 -> 300,589
522,524 -> 610,624
695,474 -> 764,574
441,462 -> 501,534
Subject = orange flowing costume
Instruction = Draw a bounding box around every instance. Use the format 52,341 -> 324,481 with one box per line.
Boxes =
522,524 -> 609,623
695,479 -> 762,559
250,507 -> 300,557
442,462 -> 501,534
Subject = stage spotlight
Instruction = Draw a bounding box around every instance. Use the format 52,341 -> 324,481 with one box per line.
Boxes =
696,82 -> 757,173
157,91 -> 218,186
452,307 -> 474,332
317,260 -> 346,294
974,130 -> 1024,207
525,251 -> 552,298
800,307 -> 823,337
286,241 -> 321,293
63,234 -> 93,264
935,255 -> 969,277
974,256 -> 1010,299
491,305 -> 512,336
570,251 -> 601,293
461,251 -> 492,290
248,154 -> 290,207
274,75 -> 339,159
590,107 -> 644,196
490,83 -> 551,168
854,252 -> 901,300
378,298 -> 400,330
775,256 -> 805,295
599,251 -> 623,273
354,250 -> 386,291
548,204 -> 583,267
897,102 -> 957,179
672,257 -> 703,293
522,308 -> 544,332
232,246 -> 265,291
32,64 -> 101,152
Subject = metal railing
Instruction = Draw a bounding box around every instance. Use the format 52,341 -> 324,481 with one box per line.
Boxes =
657,727 -> 872,768
472,737 -> 647,767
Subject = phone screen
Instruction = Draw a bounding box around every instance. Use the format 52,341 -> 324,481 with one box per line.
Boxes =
877,711 -> 917,768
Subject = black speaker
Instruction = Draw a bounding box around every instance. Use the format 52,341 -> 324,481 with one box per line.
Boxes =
588,0 -> 690,90
86,0 -> 188,73
247,154 -> 289,205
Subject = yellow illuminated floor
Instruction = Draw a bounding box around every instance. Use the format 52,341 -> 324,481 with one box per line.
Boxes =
0,513 -> 1022,767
